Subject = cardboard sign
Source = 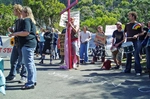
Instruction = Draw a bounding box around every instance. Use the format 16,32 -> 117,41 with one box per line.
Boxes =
94,33 -> 106,45
60,48 -> 64,55
59,34 -> 65,55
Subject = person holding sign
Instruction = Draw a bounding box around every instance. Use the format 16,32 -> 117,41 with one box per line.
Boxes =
91,26 -> 106,64
80,26 -> 91,64
111,22 -> 125,69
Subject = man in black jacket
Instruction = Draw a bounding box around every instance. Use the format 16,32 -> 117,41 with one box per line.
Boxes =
39,27 -> 54,64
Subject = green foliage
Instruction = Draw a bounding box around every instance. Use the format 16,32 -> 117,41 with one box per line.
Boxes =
23,0 -> 65,29
0,4 -> 15,35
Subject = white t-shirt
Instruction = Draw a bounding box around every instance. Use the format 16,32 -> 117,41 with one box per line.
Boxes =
80,31 -> 91,43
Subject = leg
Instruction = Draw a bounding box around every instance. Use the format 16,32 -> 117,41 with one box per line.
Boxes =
22,47 -> 36,87
84,42 -> 89,62
80,43 -> 84,63
6,46 -> 19,80
146,46 -> 150,78
124,53 -> 132,73
133,41 -> 142,73
18,47 -> 27,78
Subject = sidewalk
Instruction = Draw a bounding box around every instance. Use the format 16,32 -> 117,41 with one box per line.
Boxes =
0,56 -> 150,99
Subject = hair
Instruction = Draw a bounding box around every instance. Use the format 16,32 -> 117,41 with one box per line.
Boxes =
22,6 -> 36,24
128,11 -> 137,20
97,25 -> 104,33
13,4 -> 22,14
83,26 -> 88,30
147,21 -> 150,27
40,28 -> 45,32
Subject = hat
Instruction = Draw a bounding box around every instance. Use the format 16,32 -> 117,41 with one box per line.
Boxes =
116,22 -> 122,25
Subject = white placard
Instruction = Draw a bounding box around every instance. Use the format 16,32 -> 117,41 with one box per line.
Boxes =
0,36 -> 13,57
59,11 -> 80,27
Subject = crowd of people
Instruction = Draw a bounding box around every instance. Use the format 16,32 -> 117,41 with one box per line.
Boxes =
5,4 -> 150,90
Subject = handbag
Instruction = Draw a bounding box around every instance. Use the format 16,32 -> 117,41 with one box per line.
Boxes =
141,37 -> 149,47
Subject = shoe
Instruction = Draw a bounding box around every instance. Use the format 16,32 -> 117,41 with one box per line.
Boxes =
124,70 -> 131,73
136,73 -> 141,76
18,77 -> 27,83
112,65 -> 120,69
59,61 -> 64,64
21,85 -> 35,90
34,82 -> 37,86
16,68 -> 20,74
6,76 -> 16,81
74,68 -> 78,70
90,62 -> 95,64
77,63 -> 80,67
39,61 -> 43,64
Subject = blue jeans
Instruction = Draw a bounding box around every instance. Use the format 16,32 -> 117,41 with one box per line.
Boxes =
9,46 -> 26,77
53,44 -> 57,59
22,47 -> 36,86
80,42 -> 89,62
146,46 -> 150,70
125,41 -> 142,73
39,42 -> 44,56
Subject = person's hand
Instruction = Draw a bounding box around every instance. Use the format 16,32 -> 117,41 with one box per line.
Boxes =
8,33 -> 14,37
8,27 -> 13,33
110,46 -> 114,50
133,34 -> 138,39
147,33 -> 150,36
115,43 -> 119,47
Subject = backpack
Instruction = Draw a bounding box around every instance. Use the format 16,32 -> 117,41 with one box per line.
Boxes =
101,60 -> 111,70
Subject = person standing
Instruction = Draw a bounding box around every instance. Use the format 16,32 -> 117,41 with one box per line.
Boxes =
96,26 -> 106,62
52,28 -> 58,59
144,21 -> 150,78
59,22 -> 67,64
80,26 -> 91,63
39,28 -> 54,64
69,18 -> 80,69
124,11 -> 143,75
6,4 -> 27,83
38,28 -> 45,58
10,6 -> 37,89
111,22 -> 125,69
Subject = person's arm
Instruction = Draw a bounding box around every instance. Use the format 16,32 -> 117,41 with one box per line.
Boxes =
69,22 -> 79,33
115,33 -> 125,47
88,32 -> 91,41
9,19 -> 31,37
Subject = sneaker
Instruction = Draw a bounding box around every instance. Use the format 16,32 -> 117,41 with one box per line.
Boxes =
58,61 -> 64,64
136,73 -> 141,76
39,61 -> 43,64
114,65 -> 120,69
6,76 -> 16,81
18,77 -> 27,83
16,68 -> 20,74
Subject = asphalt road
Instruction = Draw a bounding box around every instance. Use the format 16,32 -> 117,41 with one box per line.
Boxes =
0,56 -> 150,99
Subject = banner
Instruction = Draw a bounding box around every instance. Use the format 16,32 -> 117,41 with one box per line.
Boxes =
59,11 -> 80,27
0,36 -> 13,57
105,25 -> 117,56
59,34 -> 65,55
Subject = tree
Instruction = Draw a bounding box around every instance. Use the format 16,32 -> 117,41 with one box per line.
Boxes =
0,4 -> 15,35
23,0 -> 65,28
